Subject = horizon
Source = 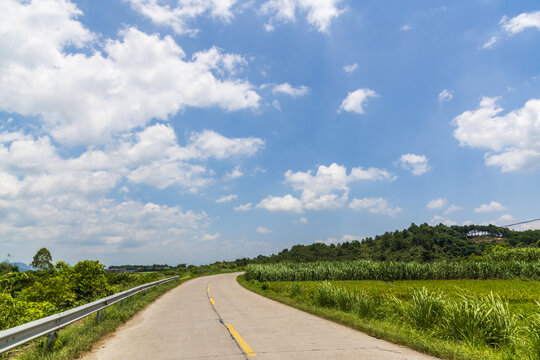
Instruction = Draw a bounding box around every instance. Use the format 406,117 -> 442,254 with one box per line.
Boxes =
1,0 -> 539,266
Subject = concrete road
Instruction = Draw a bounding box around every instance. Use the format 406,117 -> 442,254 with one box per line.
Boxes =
82,273 -> 437,360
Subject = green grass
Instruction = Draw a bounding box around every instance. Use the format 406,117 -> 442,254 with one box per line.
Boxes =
1,276 -> 193,360
238,275 -> 540,360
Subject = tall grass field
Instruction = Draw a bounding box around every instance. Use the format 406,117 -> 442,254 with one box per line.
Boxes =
245,259 -> 540,282
241,255 -> 540,360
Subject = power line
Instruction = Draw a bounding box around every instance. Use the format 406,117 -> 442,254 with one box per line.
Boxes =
503,218 -> 540,228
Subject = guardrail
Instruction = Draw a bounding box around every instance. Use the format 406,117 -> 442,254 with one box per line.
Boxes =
0,275 -> 179,354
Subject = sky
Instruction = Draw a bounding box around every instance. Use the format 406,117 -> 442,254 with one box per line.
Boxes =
1,0 -> 539,266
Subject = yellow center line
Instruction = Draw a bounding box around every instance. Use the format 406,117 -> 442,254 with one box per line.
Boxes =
209,297 -> 216,306
225,324 -> 256,357
207,287 -> 210,292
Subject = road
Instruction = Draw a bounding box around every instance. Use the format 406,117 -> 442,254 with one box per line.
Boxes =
82,273 -> 437,360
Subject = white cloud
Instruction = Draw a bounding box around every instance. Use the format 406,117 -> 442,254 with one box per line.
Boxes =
272,83 -> 310,97
429,215 -> 457,226
481,36 -> 498,49
343,63 -> 358,73
427,198 -> 447,210
225,166 -> 244,180
493,214 -> 515,225
474,201 -> 507,213
438,89 -> 453,103
452,97 -> 540,172
500,11 -> 540,35
512,219 -> 540,231
0,196 -> 210,259
339,88 -> 379,114
0,1 -> 260,146
125,0 -> 239,36
200,232 -> 221,241
299,216 -> 308,223
216,194 -> 238,203
257,163 -> 395,212
261,0 -> 344,33
256,226 -> 271,234
340,234 -> 365,242
349,197 -> 401,217
180,130 -> 265,160
0,125 -> 262,195
316,237 -> 338,245
444,205 -> 462,215
400,24 -> 412,32
398,153 -> 430,175
234,202 -> 253,211
257,194 -> 304,213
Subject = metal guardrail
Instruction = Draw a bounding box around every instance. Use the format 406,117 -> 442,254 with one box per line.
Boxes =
0,275 -> 179,354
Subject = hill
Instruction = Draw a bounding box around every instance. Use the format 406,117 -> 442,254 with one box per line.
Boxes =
240,223 -> 540,264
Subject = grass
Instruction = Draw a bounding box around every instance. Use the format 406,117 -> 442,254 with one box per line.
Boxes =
1,275 -> 193,360
238,275 -> 540,360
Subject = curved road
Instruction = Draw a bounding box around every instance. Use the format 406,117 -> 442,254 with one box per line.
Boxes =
83,273 -> 437,359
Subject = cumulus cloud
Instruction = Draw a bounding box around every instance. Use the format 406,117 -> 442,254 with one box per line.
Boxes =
272,83 -> 310,97
234,202 -> 253,211
0,125 -> 263,194
343,63 -> 358,73
438,89 -> 453,103
224,166 -> 244,180
261,0 -> 344,33
474,201 -> 507,213
125,0 -> 239,36
256,226 -> 271,234
452,97 -> 540,172
339,88 -> 379,114
398,153 -> 430,175
216,194 -> 238,203
0,1 -> 260,146
349,197 -> 401,217
299,216 -> 308,223
257,194 -> 304,213
444,205 -> 462,215
427,198 -> 447,210
200,232 -> 221,241
500,11 -> 540,35
257,163 -> 396,212
0,195 -> 210,260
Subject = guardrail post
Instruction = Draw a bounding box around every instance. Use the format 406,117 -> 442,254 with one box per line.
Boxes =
96,309 -> 102,323
46,331 -> 56,351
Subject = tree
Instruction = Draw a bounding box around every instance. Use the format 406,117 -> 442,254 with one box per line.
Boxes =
31,248 -> 53,270
0,262 -> 18,273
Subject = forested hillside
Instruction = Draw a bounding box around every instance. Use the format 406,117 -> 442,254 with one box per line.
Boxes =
240,223 -> 540,264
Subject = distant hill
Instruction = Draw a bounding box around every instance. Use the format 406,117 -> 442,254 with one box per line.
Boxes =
239,223 -> 540,264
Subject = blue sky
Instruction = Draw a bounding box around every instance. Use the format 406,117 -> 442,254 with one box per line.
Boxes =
1,0 -> 539,266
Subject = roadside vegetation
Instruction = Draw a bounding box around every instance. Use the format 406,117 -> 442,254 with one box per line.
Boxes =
240,276 -> 540,360
0,248 -> 243,359
240,247 -> 540,359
